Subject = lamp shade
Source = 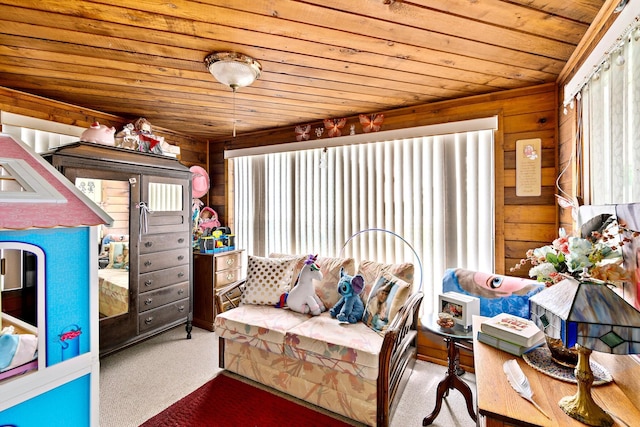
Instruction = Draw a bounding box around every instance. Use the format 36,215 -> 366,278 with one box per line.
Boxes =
204,52 -> 262,89
530,278 -> 640,355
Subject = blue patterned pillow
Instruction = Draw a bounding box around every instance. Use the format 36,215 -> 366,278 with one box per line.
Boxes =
442,268 -> 545,318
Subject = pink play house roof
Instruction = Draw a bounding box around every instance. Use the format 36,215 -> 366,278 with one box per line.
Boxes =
0,134 -> 112,230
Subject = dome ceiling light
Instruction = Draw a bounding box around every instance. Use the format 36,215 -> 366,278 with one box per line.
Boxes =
204,52 -> 262,137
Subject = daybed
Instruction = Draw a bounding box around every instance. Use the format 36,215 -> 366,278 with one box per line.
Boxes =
214,254 -> 423,427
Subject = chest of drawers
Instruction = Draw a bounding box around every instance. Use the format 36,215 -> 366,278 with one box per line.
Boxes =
192,249 -> 243,331
138,232 -> 191,335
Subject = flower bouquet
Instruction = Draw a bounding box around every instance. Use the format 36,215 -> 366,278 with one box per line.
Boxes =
511,216 -> 634,286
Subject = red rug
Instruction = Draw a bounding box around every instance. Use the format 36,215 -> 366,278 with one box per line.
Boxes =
140,372 -> 355,426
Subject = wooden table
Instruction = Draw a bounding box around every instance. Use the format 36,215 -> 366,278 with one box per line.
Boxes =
473,316 -> 640,426
422,314 -> 477,425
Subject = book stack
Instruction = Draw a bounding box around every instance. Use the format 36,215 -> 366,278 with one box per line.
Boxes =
478,313 -> 545,357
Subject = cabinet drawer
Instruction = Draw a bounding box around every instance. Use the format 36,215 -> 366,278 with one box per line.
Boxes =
138,298 -> 189,333
215,268 -> 242,288
139,264 -> 189,292
139,247 -> 190,273
139,282 -> 189,312
140,232 -> 189,254
215,252 -> 242,272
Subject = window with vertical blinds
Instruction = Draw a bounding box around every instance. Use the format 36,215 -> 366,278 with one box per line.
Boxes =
233,125 -> 495,312
576,15 -> 640,204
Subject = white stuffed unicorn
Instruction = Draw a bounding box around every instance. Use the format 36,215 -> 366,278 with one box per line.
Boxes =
285,254 -> 325,315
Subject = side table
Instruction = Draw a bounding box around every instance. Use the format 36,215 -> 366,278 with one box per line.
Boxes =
422,313 -> 477,425
192,249 -> 244,331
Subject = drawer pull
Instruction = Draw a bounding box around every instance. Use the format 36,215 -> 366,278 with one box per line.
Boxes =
226,258 -> 235,265
145,317 -> 154,325
226,273 -> 235,281
178,289 -> 185,295
178,305 -> 185,312
178,238 -> 185,243
178,255 -> 184,261
144,298 -> 153,305
145,260 -> 152,267
145,280 -> 152,287
145,241 -> 153,248
178,272 -> 185,278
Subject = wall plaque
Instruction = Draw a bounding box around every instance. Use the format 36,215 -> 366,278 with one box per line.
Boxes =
516,138 -> 541,197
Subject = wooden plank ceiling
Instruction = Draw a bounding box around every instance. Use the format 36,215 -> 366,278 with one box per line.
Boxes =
0,0 -> 604,141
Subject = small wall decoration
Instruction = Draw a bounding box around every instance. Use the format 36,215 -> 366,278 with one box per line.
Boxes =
315,127 -> 324,138
295,124 -> 311,141
515,138 -> 541,196
359,113 -> 384,133
323,118 -> 347,137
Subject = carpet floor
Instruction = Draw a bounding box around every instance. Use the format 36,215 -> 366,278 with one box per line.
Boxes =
140,372 -> 353,427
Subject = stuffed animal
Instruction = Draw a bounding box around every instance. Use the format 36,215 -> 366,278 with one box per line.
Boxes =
80,121 -> 116,146
329,267 -> 365,324
285,254 -> 325,316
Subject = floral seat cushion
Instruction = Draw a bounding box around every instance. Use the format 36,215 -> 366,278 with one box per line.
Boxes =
214,305 -> 310,352
284,312 -> 383,380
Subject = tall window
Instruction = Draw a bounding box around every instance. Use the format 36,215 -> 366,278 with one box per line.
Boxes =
232,124 -> 495,312
577,15 -> 640,204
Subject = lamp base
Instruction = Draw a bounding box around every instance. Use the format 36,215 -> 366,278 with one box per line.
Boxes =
558,345 -> 613,427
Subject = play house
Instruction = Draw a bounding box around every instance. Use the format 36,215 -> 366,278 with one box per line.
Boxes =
0,134 -> 111,426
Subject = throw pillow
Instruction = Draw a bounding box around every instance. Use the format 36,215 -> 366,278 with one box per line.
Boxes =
362,271 -> 411,334
268,253 -> 308,290
269,253 -> 355,308
313,256 -> 356,308
240,255 -> 298,306
442,268 -> 545,318
357,260 -> 414,304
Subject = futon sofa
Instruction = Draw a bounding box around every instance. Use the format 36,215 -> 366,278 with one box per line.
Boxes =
214,254 -> 423,426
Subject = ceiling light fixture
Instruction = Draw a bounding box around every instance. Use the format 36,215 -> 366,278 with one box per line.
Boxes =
205,52 -> 262,137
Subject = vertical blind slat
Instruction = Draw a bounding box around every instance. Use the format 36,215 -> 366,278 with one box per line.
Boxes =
235,128 -> 495,312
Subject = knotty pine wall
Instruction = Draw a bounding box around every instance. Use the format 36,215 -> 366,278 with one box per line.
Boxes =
210,83 -> 559,278
0,86 -> 210,201
209,83 -> 559,367
1,82 -> 559,367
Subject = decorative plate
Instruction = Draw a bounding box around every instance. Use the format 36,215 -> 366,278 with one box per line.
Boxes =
522,347 -> 612,386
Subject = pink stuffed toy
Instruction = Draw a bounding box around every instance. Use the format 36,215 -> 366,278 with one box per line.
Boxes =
198,207 -> 220,232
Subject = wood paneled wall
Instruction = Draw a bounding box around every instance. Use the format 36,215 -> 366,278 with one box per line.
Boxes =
210,83 -> 559,277
0,86 -> 208,194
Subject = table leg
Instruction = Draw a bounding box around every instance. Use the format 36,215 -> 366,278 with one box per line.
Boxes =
423,337 -> 477,425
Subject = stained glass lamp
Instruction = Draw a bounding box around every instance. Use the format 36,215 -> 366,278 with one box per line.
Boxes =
529,278 -> 640,427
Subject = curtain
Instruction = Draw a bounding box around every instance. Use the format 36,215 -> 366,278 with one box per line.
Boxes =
234,129 -> 495,313
581,26 -> 640,204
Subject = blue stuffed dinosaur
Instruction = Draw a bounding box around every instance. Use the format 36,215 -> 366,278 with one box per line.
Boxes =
329,267 -> 365,324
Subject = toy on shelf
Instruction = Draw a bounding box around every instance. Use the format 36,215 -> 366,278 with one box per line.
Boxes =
80,122 -> 116,146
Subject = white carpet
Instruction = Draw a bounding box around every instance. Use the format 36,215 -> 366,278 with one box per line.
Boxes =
99,325 -> 476,427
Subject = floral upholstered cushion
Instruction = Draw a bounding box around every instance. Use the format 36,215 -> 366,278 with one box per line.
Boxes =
284,312 -> 382,379
240,255 -> 299,306
362,271 -> 411,334
357,260 -> 414,305
223,340 -> 378,426
214,305 -> 309,352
